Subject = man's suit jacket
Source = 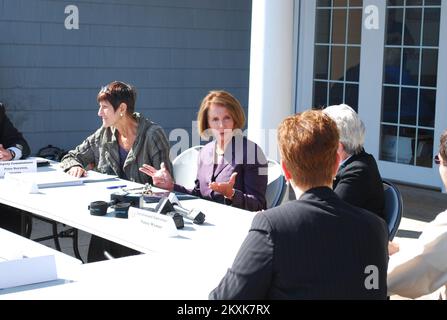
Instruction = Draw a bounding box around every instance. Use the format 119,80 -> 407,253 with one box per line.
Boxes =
209,187 -> 389,299
0,103 -> 30,158
174,136 -> 267,211
333,149 -> 385,219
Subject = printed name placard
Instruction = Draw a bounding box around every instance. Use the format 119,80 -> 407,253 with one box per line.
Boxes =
0,255 -> 57,289
0,159 -> 37,177
128,207 -> 178,237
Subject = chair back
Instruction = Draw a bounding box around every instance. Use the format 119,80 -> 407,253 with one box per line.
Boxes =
382,179 -> 403,240
172,146 -> 203,189
266,159 -> 286,209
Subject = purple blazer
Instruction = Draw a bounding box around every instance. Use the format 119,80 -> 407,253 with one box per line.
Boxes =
174,136 -> 267,211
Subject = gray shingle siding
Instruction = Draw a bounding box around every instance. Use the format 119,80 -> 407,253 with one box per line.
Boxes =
0,0 -> 251,155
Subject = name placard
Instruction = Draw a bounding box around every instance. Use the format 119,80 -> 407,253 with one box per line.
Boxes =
0,159 -> 37,177
128,207 -> 178,237
0,255 -> 57,289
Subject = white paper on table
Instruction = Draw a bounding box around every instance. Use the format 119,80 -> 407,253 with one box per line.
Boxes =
4,170 -> 83,189
80,170 -> 118,183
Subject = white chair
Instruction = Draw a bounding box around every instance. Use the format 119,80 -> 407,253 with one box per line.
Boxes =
265,159 -> 286,209
173,148 -> 286,208
172,145 -> 203,189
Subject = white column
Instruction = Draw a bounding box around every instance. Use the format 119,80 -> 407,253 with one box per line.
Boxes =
247,0 -> 295,161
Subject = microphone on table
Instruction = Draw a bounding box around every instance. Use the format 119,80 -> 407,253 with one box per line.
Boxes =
167,193 -> 206,225
154,197 -> 184,229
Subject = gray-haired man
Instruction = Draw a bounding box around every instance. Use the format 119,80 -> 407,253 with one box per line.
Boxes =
323,104 -> 385,220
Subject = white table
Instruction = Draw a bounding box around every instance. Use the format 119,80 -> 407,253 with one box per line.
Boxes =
0,250 -> 232,299
0,167 -> 257,299
0,169 -> 255,255
0,227 -> 81,265
0,227 -> 81,296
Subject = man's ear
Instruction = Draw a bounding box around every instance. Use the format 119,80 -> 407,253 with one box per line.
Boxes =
333,152 -> 341,176
337,142 -> 344,155
280,159 -> 292,182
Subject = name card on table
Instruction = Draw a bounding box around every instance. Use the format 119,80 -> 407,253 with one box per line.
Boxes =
0,159 -> 37,177
0,255 -> 57,290
128,207 -> 178,237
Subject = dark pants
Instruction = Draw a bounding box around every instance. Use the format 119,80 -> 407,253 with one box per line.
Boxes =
87,234 -> 140,262
0,203 -> 23,235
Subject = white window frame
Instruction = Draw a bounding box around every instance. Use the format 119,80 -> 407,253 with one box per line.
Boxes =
295,0 -> 447,189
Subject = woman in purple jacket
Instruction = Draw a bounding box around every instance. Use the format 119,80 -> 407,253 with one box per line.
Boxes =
140,90 -> 267,211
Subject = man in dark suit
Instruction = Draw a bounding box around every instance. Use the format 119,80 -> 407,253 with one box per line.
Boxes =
0,102 -> 31,234
0,102 -> 30,161
209,110 -> 388,299
323,104 -> 385,220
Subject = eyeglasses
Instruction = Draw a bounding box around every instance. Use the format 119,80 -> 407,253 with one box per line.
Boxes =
434,154 -> 442,165
99,86 -> 111,94
99,84 -> 133,101
99,82 -> 132,95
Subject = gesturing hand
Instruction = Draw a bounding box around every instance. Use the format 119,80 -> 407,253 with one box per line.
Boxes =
139,162 -> 174,191
209,172 -> 237,199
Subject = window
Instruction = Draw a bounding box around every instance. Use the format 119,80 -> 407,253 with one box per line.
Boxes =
313,0 -> 363,110
379,0 -> 441,168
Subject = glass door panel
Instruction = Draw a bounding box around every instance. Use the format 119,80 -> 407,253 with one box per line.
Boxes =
379,0 -> 440,169
312,0 -> 363,111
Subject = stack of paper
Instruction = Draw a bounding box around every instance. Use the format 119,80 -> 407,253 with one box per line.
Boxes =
79,170 -> 117,183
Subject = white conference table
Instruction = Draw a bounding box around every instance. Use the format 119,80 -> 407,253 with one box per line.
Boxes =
0,165 -> 257,298
0,227 -> 81,266
1,249 -> 232,299
0,227 -> 81,296
0,167 -> 256,255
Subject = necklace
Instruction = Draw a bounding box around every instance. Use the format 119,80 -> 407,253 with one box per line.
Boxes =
118,134 -> 135,152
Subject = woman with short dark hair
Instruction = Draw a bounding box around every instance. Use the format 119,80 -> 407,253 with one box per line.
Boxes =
61,81 -> 172,183
60,81 -> 172,262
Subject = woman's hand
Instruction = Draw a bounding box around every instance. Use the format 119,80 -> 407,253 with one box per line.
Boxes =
209,172 -> 237,199
67,166 -> 87,177
139,162 -> 174,191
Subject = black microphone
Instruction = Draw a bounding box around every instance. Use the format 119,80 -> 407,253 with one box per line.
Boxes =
168,193 -> 205,224
154,197 -> 184,229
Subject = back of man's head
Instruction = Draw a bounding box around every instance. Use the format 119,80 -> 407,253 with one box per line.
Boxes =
323,104 -> 365,155
277,110 -> 339,189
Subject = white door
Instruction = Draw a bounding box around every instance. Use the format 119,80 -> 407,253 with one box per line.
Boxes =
296,0 -> 447,188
